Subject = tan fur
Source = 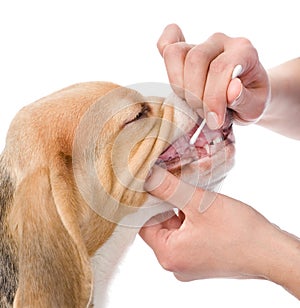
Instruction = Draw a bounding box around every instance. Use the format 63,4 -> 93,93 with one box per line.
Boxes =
0,81 -> 234,307
0,82 -> 178,307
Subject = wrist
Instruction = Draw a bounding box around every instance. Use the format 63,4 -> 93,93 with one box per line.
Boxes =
256,68 -> 278,126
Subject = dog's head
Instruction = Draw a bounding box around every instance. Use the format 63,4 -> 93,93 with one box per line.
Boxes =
72,85 -> 235,223
0,82 -> 234,306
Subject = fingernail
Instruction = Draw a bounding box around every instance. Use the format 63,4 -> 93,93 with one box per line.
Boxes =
206,111 -> 219,130
236,80 -> 243,100
229,79 -> 243,108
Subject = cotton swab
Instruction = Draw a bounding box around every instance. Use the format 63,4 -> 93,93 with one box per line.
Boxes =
189,64 -> 243,145
189,118 -> 207,145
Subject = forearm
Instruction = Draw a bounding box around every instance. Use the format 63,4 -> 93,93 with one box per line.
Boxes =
257,58 -> 300,140
261,226 -> 300,299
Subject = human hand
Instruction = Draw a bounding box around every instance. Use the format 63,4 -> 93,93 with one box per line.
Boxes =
140,167 -> 300,298
157,24 -> 270,129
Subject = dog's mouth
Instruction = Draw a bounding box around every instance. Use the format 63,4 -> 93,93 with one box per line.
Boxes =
156,111 -> 235,172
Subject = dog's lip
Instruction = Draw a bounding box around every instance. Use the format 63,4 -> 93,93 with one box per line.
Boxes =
156,112 -> 235,171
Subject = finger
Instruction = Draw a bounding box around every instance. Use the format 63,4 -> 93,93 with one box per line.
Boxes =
142,210 -> 179,228
203,58 -> 236,129
157,23 -> 186,56
139,220 -> 167,251
183,40 -> 225,111
204,57 -> 254,128
144,166 -> 215,212
201,35 -> 258,129
163,42 -> 193,98
228,80 -> 269,124
228,63 -> 270,123
144,165 -> 195,210
227,78 -> 243,105
139,213 -> 181,250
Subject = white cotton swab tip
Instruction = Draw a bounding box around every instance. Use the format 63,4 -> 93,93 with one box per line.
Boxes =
189,64 -> 243,145
231,64 -> 243,79
189,118 -> 206,145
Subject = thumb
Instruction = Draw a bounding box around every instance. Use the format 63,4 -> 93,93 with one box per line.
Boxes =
227,77 -> 243,106
227,78 -> 268,124
144,165 -> 217,213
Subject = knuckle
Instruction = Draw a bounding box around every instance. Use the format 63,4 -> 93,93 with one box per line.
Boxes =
159,254 -> 175,271
235,36 -> 253,48
174,273 -> 190,282
157,175 -> 176,200
166,23 -> 182,35
204,88 -> 226,112
163,42 -> 186,59
186,45 -> 210,64
235,37 -> 258,57
204,94 -> 222,107
247,45 -> 259,60
208,32 -> 228,41
147,171 -> 175,199
158,24 -> 185,54
157,40 -> 165,54
209,59 -> 229,75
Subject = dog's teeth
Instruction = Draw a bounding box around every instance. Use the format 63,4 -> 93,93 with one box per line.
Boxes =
212,136 -> 224,145
204,144 -> 210,153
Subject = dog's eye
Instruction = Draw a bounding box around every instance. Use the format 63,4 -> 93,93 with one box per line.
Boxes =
126,104 -> 149,125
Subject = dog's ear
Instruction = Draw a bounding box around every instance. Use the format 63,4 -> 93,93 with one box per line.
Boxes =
11,165 -> 92,307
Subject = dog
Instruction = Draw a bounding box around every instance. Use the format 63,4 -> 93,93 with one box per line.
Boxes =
0,82 -> 235,307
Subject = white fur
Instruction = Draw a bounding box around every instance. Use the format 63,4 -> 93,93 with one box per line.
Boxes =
91,197 -> 172,307
91,224 -> 138,307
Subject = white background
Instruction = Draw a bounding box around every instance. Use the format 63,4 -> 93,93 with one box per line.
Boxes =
1,0 -> 300,307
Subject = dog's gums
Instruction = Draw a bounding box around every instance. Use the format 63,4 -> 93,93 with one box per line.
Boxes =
156,111 -> 234,172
